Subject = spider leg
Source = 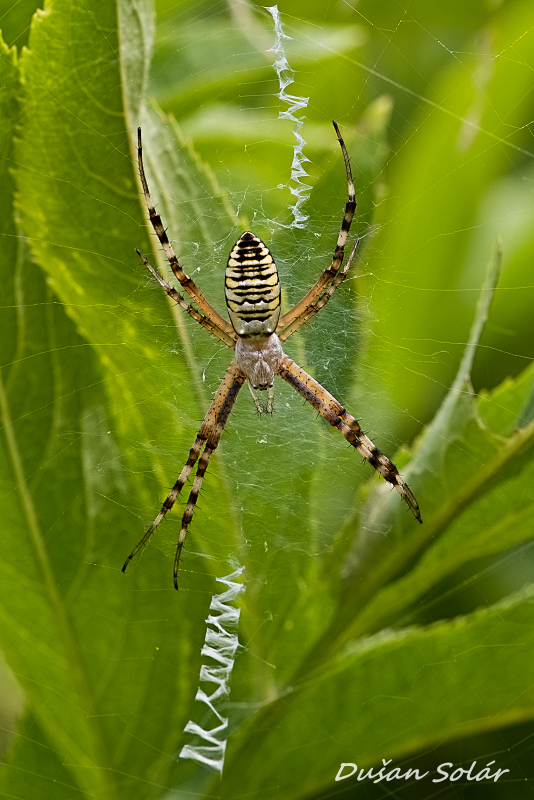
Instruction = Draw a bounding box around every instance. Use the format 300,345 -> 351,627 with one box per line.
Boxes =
277,355 -> 422,522
122,362 -> 246,585
278,237 -> 359,343
137,128 -> 235,337
136,249 -> 236,348
121,434 -> 205,573
277,120 -> 356,336
172,364 -> 245,588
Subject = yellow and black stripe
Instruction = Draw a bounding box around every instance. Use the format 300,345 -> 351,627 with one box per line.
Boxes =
225,232 -> 281,339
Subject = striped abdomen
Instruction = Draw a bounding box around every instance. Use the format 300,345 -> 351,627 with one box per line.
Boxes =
225,231 -> 280,339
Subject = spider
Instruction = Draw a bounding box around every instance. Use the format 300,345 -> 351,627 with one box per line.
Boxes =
122,122 -> 422,589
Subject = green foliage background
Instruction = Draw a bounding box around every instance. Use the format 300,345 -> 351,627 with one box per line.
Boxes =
0,0 -> 534,798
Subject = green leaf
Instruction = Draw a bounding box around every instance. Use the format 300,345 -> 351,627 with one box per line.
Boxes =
2,1 -> 534,799
356,0 -> 534,443
346,256 -> 534,636
0,3 -> 221,798
221,585 -> 534,799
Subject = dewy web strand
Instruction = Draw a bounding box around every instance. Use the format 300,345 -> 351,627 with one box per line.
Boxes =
265,5 -> 311,228
178,568 -> 245,773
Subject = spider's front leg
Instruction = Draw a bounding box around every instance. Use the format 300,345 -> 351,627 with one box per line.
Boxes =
122,361 -> 245,588
171,364 -> 245,588
277,355 -> 422,522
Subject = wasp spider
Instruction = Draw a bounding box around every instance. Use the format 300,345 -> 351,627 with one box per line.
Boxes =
123,122 -> 422,589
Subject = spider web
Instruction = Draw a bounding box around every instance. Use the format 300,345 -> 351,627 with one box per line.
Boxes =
0,0 -> 534,799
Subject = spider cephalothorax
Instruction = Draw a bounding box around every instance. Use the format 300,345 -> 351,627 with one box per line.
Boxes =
123,123 -> 421,589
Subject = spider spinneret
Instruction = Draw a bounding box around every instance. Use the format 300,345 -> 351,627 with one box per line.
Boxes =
122,122 -> 422,589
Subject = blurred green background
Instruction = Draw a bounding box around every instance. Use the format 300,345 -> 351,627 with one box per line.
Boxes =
1,0 -> 534,798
